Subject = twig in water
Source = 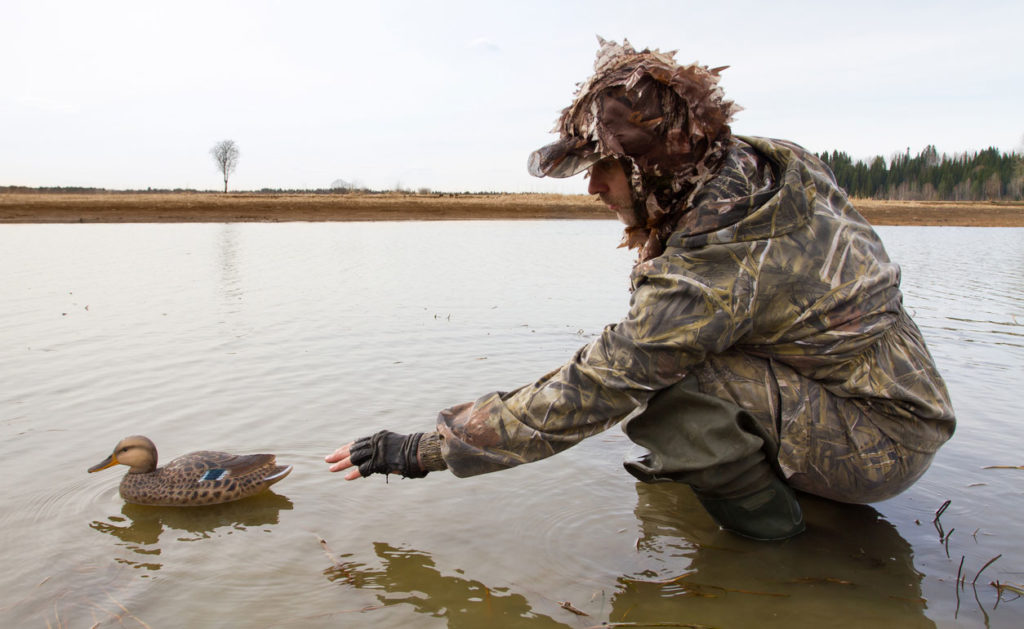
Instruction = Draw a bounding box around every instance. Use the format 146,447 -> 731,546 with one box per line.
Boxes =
788,577 -> 854,586
558,600 -> 589,616
933,499 -> 951,539
104,591 -> 152,629
973,554 -> 1002,585
318,535 -> 340,564
992,581 -> 1024,600
971,581 -> 990,626
46,602 -> 58,629
955,556 -> 963,617
982,465 -> 1024,470
944,528 -> 954,558
695,583 -> 784,598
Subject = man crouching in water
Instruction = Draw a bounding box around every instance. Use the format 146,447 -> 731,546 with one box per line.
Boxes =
325,38 -> 955,541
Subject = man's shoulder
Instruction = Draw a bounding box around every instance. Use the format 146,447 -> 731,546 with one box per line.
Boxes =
734,136 -> 837,182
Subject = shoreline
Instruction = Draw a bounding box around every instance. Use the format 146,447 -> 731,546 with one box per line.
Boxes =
1,191 -> 1022,226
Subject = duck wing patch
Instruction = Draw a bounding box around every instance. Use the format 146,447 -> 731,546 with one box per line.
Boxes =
200,468 -> 228,481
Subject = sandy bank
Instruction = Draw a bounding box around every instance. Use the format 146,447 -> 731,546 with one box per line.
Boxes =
1,192 -> 1022,227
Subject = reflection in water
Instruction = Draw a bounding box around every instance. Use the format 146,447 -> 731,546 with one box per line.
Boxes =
218,224 -> 243,306
217,223 -> 248,331
324,543 -> 567,629
613,483 -> 933,628
2,224 -> 1020,627
89,491 -> 293,570
320,484 -> 936,629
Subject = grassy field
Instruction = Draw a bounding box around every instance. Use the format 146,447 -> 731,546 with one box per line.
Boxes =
1,191 -> 1022,226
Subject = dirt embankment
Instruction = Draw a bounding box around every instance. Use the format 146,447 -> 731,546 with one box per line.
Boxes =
1,191 -> 1022,226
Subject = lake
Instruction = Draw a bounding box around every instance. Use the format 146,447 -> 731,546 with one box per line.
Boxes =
1,220 -> 1021,628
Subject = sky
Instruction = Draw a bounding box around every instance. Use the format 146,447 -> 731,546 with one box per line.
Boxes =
2,0 -> 1022,194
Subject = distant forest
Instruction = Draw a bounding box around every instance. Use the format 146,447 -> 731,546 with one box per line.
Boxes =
817,146 -> 1023,201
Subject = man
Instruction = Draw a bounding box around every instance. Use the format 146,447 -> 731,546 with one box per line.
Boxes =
325,38 -> 955,541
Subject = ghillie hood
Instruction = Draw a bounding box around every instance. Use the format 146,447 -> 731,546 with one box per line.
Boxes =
529,37 -> 741,261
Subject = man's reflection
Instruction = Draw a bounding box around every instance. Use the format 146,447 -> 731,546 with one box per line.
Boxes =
318,482 -> 932,628
612,482 -> 933,628
324,542 -> 568,629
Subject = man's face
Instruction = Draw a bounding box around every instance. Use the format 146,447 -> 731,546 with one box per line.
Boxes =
587,157 -> 636,226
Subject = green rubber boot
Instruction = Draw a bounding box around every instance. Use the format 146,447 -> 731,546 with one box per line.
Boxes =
693,474 -> 805,541
622,377 -> 806,541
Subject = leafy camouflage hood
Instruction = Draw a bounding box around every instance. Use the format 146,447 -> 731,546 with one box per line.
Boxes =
529,38 -> 741,261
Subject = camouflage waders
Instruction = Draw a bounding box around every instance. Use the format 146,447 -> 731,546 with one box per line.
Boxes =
622,375 -> 805,540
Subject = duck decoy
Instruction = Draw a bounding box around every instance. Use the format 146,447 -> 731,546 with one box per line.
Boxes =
88,435 -> 292,506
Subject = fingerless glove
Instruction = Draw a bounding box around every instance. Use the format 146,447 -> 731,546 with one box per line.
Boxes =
349,430 -> 447,478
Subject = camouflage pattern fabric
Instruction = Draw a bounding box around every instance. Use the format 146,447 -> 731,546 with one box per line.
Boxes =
529,38 -> 742,263
436,136 -> 955,503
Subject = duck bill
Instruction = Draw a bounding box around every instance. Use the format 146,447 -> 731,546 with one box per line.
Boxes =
88,454 -> 119,473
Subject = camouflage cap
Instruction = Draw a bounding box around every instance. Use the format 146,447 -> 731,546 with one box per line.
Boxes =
527,135 -> 600,179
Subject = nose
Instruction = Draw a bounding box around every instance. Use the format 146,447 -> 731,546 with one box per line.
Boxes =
587,171 -> 608,196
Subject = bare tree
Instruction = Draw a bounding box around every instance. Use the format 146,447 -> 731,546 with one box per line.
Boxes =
210,140 -> 240,193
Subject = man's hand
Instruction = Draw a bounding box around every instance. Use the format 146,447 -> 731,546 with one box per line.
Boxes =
325,441 -> 363,480
325,431 -> 427,479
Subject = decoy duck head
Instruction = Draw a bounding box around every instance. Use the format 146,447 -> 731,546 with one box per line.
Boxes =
88,435 -> 158,474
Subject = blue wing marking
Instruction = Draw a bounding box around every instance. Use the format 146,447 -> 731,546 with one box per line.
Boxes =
200,468 -> 228,481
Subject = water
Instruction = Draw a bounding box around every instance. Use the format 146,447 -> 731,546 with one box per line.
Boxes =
1,220 -> 1021,628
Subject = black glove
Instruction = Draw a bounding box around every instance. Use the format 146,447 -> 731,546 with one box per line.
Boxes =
349,430 -> 427,479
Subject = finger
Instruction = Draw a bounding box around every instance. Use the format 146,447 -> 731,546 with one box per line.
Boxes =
344,468 -> 363,481
324,442 -> 354,464
327,453 -> 359,473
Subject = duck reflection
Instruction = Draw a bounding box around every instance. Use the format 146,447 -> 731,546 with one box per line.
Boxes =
612,482 -> 933,628
89,491 -> 293,570
324,542 -> 567,629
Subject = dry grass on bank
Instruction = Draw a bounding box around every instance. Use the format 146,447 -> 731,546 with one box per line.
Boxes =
0,191 -> 607,223
0,191 -> 1021,226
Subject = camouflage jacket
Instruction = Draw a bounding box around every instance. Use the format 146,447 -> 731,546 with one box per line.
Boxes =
436,136 -> 955,478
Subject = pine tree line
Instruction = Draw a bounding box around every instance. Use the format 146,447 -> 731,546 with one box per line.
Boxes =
817,146 -> 1023,201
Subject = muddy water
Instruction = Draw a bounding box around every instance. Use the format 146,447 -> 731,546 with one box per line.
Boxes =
1,221 -> 1021,628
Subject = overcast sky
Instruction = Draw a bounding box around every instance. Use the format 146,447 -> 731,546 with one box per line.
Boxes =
2,0 -> 1021,193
